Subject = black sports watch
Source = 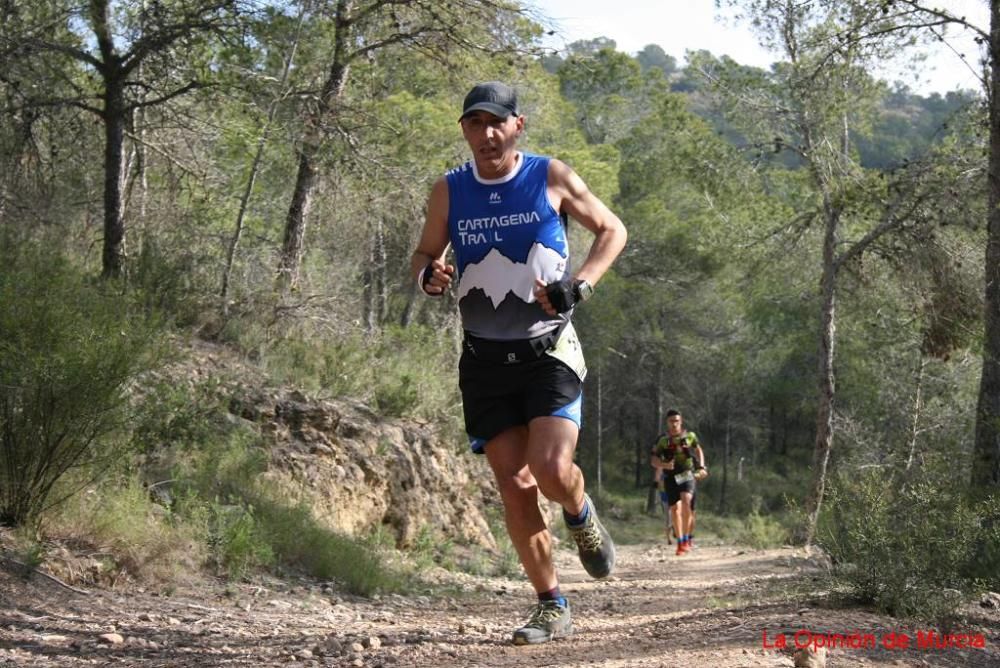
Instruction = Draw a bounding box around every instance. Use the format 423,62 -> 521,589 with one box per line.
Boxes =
573,279 -> 594,303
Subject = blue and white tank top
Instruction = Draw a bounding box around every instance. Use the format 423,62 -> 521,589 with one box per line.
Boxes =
446,152 -> 570,340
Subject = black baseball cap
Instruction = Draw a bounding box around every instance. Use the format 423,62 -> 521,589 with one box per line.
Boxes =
459,81 -> 519,121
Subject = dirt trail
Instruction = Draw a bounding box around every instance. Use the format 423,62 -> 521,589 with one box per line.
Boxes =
2,542 -> 998,667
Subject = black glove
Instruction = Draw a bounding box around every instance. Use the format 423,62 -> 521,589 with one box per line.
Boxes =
544,278 -> 576,313
421,262 -> 440,296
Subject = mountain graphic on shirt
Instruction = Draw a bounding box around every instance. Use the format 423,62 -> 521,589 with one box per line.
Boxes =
457,243 -> 566,310
459,288 -> 561,339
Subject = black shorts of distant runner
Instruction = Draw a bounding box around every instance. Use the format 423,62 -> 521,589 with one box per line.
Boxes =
663,471 -> 696,507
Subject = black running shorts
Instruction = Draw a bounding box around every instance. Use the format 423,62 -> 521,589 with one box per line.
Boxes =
660,486 -> 697,511
663,473 -> 696,507
459,350 -> 583,454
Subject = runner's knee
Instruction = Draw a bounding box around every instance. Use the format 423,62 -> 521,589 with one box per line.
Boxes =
530,456 -> 575,491
493,462 -> 536,497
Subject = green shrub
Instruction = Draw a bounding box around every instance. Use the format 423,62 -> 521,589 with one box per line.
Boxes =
4,529 -> 46,576
137,403 -> 279,580
208,503 -> 275,580
819,470 -> 991,619
45,475 -> 204,583
250,323 -> 460,421
257,335 -> 372,398
158,422 -> 405,593
131,238 -> 209,326
0,252 -> 160,527
371,325 -> 459,419
699,467 -> 809,517
445,505 -> 522,578
407,524 -> 456,570
739,499 -> 790,549
691,511 -> 746,544
375,373 -> 419,417
132,377 -> 230,454
254,499 -> 406,595
966,492 -> 1000,591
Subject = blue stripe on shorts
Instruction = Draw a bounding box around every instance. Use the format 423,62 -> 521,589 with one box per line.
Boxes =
467,391 -> 583,454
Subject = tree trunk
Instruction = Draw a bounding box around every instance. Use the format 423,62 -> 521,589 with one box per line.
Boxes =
634,402 -> 645,488
655,361 -> 664,431
362,218 -> 387,333
277,0 -> 352,291
91,0 -> 126,279
224,13 -> 303,312
802,209 -> 839,545
101,81 -> 127,279
720,411 -> 730,514
780,408 -> 788,457
375,217 -> 387,326
222,132 -> 266,315
223,1 -> 307,312
645,361 -> 665,513
0,109 -> 36,236
399,281 -> 419,327
277,150 -> 319,290
905,356 -> 927,472
135,105 -> 148,225
769,403 -> 777,455
972,0 -> 1000,488
121,0 -> 148,249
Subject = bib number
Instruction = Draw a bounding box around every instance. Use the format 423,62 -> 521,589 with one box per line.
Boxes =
674,470 -> 694,485
544,321 -> 587,381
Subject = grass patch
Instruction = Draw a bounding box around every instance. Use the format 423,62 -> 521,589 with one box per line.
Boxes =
690,512 -> 745,544
42,475 -> 204,584
739,505 -> 790,549
224,322 -> 462,422
252,499 -> 406,595
429,505 -> 521,579
44,453 -> 410,595
166,430 -> 408,595
34,371 -> 413,596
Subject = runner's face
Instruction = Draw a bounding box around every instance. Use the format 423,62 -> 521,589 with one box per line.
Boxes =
667,415 -> 683,436
460,111 -> 523,178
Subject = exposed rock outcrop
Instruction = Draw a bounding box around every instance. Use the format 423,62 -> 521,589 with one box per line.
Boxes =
231,389 -> 499,550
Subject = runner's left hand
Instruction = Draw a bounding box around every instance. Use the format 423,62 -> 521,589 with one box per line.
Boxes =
534,278 -> 571,315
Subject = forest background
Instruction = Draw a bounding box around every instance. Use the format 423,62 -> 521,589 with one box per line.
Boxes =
1,0 -> 999,622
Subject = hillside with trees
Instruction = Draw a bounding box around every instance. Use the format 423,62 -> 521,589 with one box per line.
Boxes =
2,1 -> 999,661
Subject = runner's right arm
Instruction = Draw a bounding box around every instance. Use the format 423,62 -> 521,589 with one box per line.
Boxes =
411,176 -> 454,295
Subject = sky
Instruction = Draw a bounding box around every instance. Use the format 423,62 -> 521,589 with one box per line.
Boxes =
528,0 -> 989,96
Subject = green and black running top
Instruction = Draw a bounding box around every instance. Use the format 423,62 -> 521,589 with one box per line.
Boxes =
653,431 -> 701,475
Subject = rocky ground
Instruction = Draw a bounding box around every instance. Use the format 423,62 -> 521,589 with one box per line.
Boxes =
2,539 -> 998,667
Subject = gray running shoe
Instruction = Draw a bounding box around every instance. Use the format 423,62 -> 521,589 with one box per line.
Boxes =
512,599 -> 572,645
566,493 -> 616,578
